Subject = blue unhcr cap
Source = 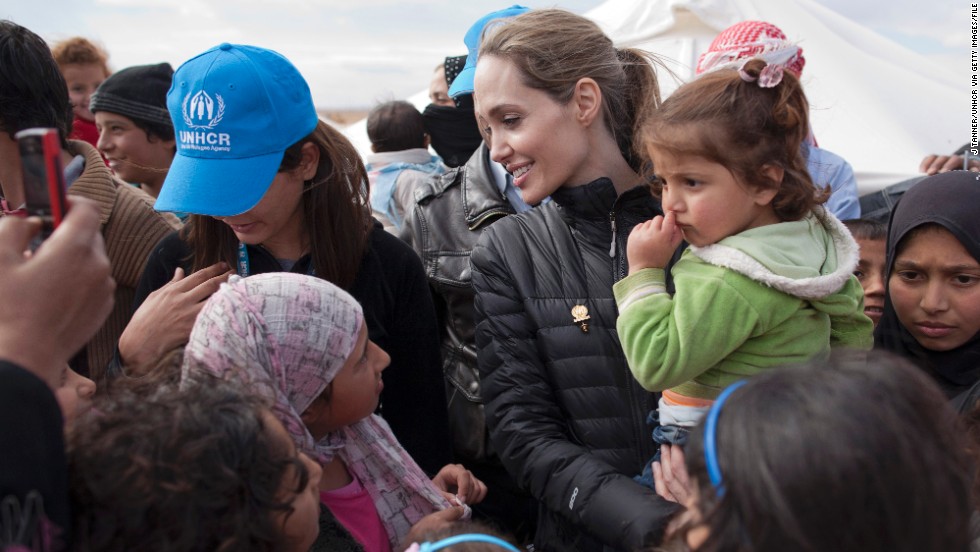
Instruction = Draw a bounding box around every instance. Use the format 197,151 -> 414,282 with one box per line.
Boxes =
155,43 -> 318,216
447,5 -> 530,99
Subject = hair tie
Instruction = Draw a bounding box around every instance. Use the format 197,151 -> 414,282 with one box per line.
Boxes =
412,534 -> 521,552
737,59 -> 784,88
703,380 -> 747,497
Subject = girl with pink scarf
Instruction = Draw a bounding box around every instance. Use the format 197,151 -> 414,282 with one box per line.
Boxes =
181,273 -> 483,551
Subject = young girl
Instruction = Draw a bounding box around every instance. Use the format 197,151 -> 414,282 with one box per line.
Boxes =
874,170 -> 980,403
843,219 -> 887,327
68,379 -> 322,551
614,58 -> 873,473
117,43 -> 450,474
181,273 -> 483,552
469,9 -> 679,551
661,354 -> 971,552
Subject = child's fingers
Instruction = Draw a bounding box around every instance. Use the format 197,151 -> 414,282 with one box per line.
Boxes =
662,210 -> 676,229
652,461 -> 676,503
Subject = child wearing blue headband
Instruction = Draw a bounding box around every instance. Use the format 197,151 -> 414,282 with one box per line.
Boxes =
658,355 -> 970,552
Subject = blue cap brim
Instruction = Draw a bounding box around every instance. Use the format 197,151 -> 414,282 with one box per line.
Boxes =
154,149 -> 284,216
448,66 -> 475,98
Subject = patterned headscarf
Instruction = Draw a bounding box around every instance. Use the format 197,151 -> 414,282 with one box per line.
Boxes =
181,273 -> 451,547
696,20 -> 806,77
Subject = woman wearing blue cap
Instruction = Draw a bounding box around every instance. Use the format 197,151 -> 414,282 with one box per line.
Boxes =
115,43 -> 467,523
468,8 -> 680,552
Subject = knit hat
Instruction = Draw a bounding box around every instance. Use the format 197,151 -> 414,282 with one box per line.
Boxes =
447,5 -> 530,99
89,62 -> 174,128
696,21 -> 806,77
154,43 -> 318,216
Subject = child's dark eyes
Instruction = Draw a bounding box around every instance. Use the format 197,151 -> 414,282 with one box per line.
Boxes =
853,269 -> 865,281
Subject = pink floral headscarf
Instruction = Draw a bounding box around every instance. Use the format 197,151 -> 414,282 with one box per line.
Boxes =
181,273 -> 450,547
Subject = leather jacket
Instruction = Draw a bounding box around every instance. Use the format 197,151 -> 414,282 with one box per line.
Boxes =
406,143 -> 515,461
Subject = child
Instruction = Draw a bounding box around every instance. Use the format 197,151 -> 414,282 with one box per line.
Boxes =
662,354 -> 971,552
404,521 -> 519,551
843,219 -> 887,327
89,63 -> 176,199
181,273 -> 482,552
365,100 -> 444,237
50,37 -> 110,148
613,58 -> 873,482
68,379 -> 322,551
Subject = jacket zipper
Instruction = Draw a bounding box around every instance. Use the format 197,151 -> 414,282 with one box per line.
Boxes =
468,208 -> 511,231
608,211 -> 617,258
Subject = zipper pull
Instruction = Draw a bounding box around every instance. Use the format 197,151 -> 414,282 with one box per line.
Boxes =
608,212 -> 617,258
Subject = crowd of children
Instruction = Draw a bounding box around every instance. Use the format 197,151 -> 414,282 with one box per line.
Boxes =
0,6 -> 978,552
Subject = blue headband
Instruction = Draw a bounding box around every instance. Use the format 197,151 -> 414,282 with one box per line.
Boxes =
415,534 -> 520,552
703,380 -> 747,497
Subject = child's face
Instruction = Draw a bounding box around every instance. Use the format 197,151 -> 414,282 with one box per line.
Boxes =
650,148 -> 779,247
854,237 -> 887,327
62,63 -> 106,122
95,111 -> 175,191
54,364 -> 96,424
319,322 -> 390,433
265,411 -> 322,552
889,226 -> 980,351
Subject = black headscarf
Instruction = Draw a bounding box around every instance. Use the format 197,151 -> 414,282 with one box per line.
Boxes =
874,170 -> 980,398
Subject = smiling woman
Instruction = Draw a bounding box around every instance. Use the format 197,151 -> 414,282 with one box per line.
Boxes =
468,8 -> 680,551
875,171 -> 980,403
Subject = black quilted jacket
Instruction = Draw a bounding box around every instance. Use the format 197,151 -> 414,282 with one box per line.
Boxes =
471,178 -> 680,551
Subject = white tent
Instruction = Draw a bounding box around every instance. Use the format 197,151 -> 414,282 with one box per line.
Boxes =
346,0 -> 966,194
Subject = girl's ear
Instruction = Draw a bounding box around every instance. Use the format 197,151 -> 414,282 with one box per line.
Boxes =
573,77 -> 602,127
298,141 -> 321,180
300,395 -> 327,427
753,164 -> 784,206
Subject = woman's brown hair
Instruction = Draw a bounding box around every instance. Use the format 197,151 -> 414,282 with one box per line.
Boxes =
643,58 -> 827,221
182,120 -> 371,290
478,8 -> 664,172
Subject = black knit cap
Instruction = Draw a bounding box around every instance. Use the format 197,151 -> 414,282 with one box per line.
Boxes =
89,62 -> 174,128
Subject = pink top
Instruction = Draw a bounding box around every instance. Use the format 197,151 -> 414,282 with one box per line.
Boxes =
321,476 -> 392,552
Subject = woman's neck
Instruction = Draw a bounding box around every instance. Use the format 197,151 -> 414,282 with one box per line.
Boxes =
261,217 -> 310,261
567,126 -> 642,196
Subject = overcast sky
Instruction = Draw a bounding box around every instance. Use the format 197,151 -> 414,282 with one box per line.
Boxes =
1,0 -> 966,109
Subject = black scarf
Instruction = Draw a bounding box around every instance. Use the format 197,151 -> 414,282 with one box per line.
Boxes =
874,170 -> 980,398
422,101 -> 483,168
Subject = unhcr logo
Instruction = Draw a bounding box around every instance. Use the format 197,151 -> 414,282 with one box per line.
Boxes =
182,91 -> 225,129
179,90 -> 231,152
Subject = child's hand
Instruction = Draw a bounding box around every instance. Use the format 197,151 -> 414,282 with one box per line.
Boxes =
627,210 -> 683,274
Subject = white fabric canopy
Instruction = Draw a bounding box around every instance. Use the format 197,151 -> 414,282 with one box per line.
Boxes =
346,0 -> 966,193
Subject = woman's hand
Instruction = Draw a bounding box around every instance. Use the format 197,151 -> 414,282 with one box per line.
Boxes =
626,210 -> 683,274
653,444 -> 691,504
431,463 -> 488,505
0,201 -> 114,387
118,263 -> 232,374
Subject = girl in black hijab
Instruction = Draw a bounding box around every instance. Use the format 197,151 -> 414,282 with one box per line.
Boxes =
875,170 -> 980,408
